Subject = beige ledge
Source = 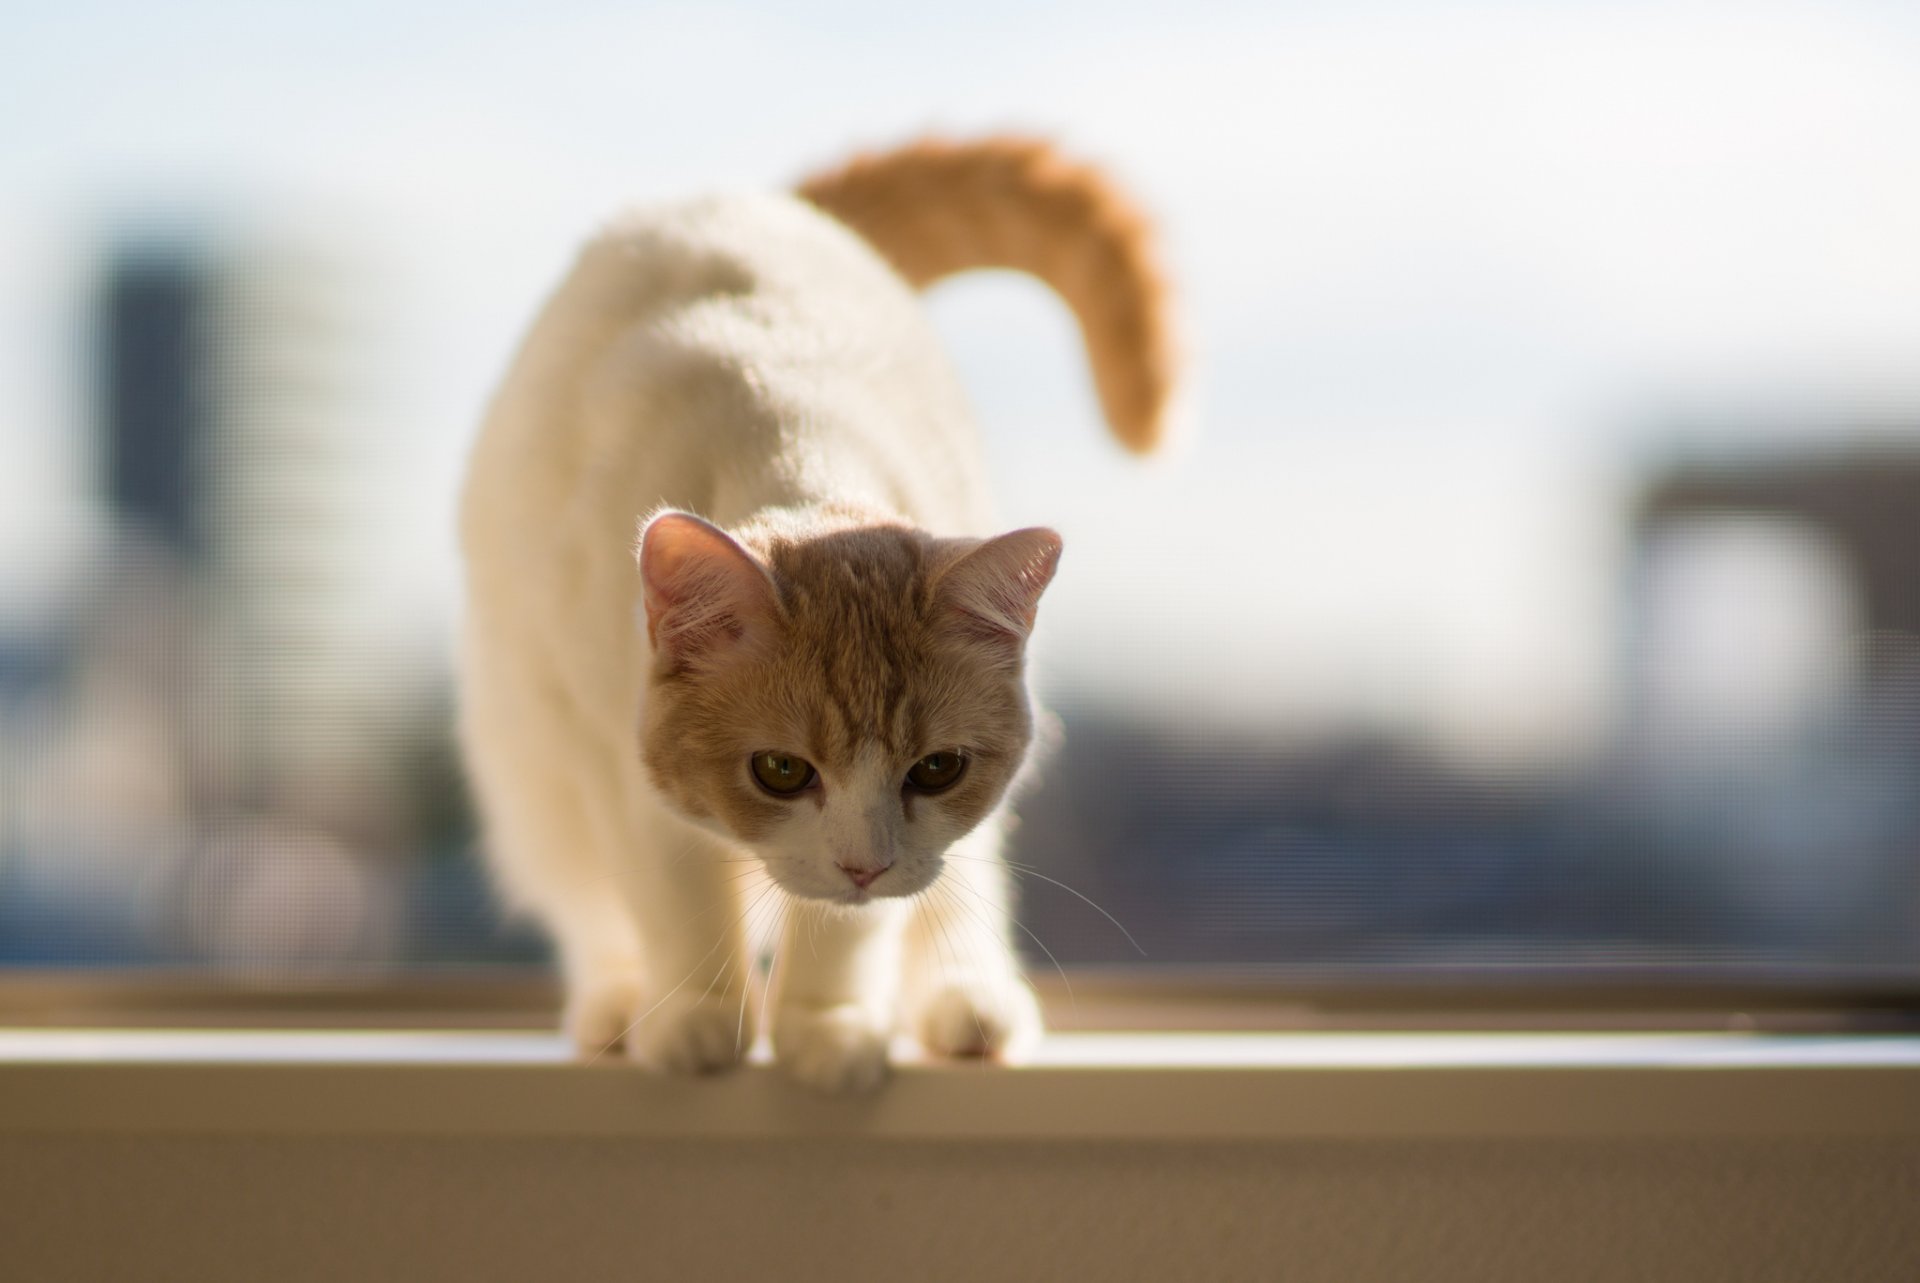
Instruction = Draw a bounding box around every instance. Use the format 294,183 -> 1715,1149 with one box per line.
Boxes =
3,1029 -> 1916,1142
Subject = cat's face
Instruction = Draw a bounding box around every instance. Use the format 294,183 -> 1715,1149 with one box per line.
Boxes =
636,508 -> 1059,904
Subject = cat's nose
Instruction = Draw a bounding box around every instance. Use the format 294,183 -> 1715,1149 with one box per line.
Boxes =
838,863 -> 885,890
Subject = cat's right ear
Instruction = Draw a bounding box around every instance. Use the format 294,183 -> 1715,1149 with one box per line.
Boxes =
637,511 -> 778,670
933,526 -> 1063,664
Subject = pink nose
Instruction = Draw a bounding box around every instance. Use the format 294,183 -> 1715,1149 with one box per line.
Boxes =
839,864 -> 885,890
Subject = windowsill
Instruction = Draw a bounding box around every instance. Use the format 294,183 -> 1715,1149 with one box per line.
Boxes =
5,1028 -> 1917,1142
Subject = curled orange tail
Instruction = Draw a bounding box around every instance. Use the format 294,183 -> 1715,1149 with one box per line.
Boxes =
798,136 -> 1179,456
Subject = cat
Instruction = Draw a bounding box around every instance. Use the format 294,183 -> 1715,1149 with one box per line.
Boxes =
458,137 -> 1177,1092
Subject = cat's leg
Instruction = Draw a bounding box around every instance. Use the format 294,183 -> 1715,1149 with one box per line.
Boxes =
769,899 -> 911,1093
458,647 -> 646,1059
902,817 -> 1043,1060
599,788 -> 768,1075
472,647 -> 760,1072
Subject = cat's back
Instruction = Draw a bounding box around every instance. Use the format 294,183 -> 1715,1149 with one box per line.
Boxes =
559,190 -> 915,351
465,192 -> 980,548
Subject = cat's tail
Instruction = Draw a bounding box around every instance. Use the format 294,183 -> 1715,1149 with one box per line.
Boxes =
797,136 -> 1179,455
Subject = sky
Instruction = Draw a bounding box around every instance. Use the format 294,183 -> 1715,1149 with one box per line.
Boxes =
5,0 -> 1920,759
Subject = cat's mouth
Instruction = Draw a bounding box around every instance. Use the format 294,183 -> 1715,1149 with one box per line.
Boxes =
832,877 -> 898,906
849,861 -> 943,904
804,868 -> 932,906
757,853 -> 939,904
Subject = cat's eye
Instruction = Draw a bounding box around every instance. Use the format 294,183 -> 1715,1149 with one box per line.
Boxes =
750,751 -> 817,796
904,750 -> 967,794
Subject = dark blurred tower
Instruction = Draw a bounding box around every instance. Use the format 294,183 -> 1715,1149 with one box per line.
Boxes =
99,251 -> 208,560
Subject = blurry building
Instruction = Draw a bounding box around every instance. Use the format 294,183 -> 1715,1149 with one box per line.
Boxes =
1635,448 -> 1920,648
1604,443 -> 1920,952
0,232 -> 457,970
100,240 -> 377,799
1624,446 -> 1920,749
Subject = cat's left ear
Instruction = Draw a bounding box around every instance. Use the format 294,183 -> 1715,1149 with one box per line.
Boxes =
934,527 -> 1062,660
637,510 -> 779,670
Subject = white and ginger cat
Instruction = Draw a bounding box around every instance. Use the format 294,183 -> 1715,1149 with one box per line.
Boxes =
458,137 -> 1177,1092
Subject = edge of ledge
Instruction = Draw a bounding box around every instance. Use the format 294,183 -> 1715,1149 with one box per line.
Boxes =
2,1030 -> 1917,1142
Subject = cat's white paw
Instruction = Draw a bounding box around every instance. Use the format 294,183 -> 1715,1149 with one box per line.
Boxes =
774,1004 -> 892,1094
625,992 -> 753,1075
915,977 -> 1042,1061
564,971 -> 646,1060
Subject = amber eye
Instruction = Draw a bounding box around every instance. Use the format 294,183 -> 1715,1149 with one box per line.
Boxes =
750,751 -> 816,796
905,750 -> 967,794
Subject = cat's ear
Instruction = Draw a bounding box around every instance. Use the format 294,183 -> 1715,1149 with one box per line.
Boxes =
637,511 -> 778,670
934,527 -> 1062,660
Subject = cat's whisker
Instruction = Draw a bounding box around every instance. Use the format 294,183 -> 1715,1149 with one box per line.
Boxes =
591,877 -> 781,1064
735,885 -> 789,1059
929,882 -> 992,1053
940,877 -> 1007,983
661,836 -> 703,869
646,866 -> 769,951
696,952 -> 736,1015
945,853 -> 1146,957
697,893 -> 769,1013
945,868 -> 1075,1014
756,889 -> 794,1061
589,891 -> 751,1066
725,880 -> 788,1052
921,882 -> 958,980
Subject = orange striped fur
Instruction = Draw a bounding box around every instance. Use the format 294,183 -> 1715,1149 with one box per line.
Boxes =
798,136 -> 1179,455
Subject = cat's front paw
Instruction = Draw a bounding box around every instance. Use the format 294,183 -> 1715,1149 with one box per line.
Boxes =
773,1003 -> 891,1094
625,991 -> 752,1075
914,977 -> 1042,1061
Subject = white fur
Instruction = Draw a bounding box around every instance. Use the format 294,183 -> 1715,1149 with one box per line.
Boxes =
458,194 -> 1038,1090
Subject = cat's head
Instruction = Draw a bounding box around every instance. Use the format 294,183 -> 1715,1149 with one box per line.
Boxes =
635,506 -> 1058,904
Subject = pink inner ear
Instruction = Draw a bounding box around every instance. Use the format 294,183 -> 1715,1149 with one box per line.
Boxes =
638,511 -> 776,665
937,527 -> 1063,644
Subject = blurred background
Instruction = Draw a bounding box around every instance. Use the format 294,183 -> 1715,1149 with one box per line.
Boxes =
3,0 -> 1918,991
